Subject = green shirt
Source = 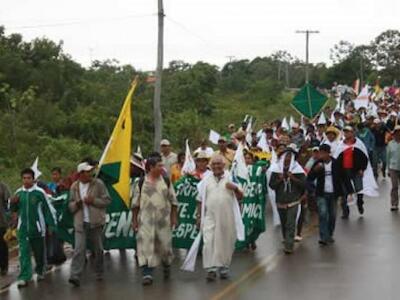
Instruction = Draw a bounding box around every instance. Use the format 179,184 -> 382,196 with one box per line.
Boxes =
11,185 -> 56,238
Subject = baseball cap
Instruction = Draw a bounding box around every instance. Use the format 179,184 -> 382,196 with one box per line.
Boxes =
160,139 -> 171,146
343,126 -> 354,132
77,162 -> 95,173
218,136 -> 227,142
194,151 -> 210,160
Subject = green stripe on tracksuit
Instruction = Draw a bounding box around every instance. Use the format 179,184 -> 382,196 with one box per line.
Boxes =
11,185 -> 56,281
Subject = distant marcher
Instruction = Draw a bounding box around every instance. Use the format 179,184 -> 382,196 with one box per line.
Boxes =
356,123 -> 375,162
68,162 -> 111,287
214,137 -> 235,169
160,139 -> 178,177
0,182 -> 11,276
47,167 -> 62,195
387,126 -> 400,211
170,152 -> 186,184
194,139 -> 214,158
46,167 -> 67,265
269,150 -> 306,254
371,119 -> 389,178
335,126 -> 369,219
322,126 -> 340,156
290,123 -> 305,149
192,151 -> 211,180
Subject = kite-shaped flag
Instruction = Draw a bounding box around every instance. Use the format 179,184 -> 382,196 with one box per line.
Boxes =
291,83 -> 328,119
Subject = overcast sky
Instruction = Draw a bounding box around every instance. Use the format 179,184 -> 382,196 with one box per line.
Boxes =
2,0 -> 399,70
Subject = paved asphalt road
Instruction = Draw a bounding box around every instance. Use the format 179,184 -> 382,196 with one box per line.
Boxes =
1,177 -> 397,300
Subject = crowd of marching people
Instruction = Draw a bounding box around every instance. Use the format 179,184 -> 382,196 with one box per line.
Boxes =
1,83 -> 400,289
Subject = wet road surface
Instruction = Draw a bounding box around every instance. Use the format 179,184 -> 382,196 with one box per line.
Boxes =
1,178 -> 397,300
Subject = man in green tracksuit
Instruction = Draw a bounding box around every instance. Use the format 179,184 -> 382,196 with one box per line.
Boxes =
10,168 -> 57,288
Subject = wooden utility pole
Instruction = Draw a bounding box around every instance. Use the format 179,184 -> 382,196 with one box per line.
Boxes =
296,30 -> 319,83
153,0 -> 164,151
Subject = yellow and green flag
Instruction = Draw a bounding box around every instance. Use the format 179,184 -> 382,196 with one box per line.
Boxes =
57,80 -> 139,250
98,80 -> 137,208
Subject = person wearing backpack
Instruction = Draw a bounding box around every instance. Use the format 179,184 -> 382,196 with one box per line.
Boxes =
132,155 -> 178,286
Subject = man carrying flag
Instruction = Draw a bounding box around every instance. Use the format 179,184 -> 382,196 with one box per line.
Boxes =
68,162 -> 111,286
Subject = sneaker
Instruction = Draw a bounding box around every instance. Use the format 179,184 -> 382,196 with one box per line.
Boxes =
391,206 -> 399,212
45,265 -> 53,273
357,200 -> 364,215
327,237 -> 335,244
96,274 -> 103,281
17,280 -> 29,288
142,275 -> 153,286
219,268 -> 230,280
318,240 -> 328,246
283,248 -> 293,255
206,271 -> 217,282
341,205 -> 350,219
68,278 -> 80,287
294,235 -> 303,242
163,265 -> 171,279
37,274 -> 45,281
250,242 -> 257,250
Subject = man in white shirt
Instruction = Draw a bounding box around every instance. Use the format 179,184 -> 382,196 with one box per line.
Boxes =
307,144 -> 343,246
68,162 -> 111,287
160,139 -> 178,176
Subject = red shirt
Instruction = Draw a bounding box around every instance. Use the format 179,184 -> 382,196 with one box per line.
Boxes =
343,141 -> 355,169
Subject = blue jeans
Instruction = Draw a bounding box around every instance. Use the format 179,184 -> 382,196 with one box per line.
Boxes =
373,146 -> 387,176
317,193 -> 337,242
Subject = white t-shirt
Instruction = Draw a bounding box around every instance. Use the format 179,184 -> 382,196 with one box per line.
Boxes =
79,182 -> 90,223
324,161 -> 334,193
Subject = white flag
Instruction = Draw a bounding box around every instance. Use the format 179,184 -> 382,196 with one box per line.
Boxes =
281,117 -> 290,131
31,157 -> 42,180
354,86 -> 370,109
317,112 -> 327,125
209,129 -> 220,145
245,117 -> 253,145
181,140 -> 196,175
230,143 -> 249,181
257,133 -> 270,153
136,145 -> 142,157
289,116 -> 296,128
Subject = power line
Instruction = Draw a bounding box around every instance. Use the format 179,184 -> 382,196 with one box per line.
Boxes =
165,16 -> 225,58
6,13 -> 156,30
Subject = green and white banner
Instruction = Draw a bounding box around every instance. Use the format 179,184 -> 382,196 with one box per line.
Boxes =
172,175 -> 200,249
236,162 -> 267,249
56,162 -> 266,250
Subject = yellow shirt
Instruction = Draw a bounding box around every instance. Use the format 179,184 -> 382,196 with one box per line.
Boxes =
214,149 -> 235,169
170,163 -> 182,184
